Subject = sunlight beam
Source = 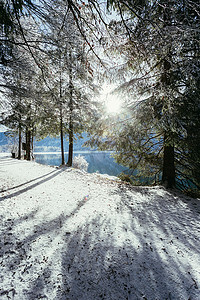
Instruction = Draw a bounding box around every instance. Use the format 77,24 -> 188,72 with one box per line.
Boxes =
101,84 -> 122,115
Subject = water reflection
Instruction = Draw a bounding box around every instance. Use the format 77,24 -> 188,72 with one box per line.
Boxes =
34,152 -> 126,176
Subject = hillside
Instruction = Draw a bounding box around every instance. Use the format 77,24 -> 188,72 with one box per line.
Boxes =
0,132 -> 9,145
34,133 -> 90,152
0,131 -> 90,152
0,132 -> 14,152
0,153 -> 200,300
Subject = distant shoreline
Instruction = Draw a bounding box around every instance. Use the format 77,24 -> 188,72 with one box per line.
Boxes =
0,150 -> 114,155
34,151 -> 113,155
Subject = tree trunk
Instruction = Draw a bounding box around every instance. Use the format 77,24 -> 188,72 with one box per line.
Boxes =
31,131 -> 34,159
59,53 -> 65,166
161,7 -> 176,188
67,114 -> 73,167
162,133 -> 175,188
67,51 -> 73,167
26,126 -> 31,161
60,108 -> 65,165
17,121 -> 21,160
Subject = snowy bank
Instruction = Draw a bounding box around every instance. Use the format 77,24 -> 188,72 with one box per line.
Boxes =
0,154 -> 200,300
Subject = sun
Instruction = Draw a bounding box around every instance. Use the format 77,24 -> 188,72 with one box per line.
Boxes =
101,84 -> 122,115
105,94 -> 122,114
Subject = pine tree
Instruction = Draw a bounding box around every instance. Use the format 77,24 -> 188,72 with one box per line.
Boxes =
37,2 -> 99,166
97,0 -> 200,191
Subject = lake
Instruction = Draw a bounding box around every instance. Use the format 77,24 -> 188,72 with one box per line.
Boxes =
34,151 -> 127,176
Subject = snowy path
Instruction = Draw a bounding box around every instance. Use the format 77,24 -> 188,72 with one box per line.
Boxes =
0,154 -> 200,300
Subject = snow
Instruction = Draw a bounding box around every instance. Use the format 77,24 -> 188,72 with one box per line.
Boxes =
0,153 -> 200,300
0,125 -> 9,132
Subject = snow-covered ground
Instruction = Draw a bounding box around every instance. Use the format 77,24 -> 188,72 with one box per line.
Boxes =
0,153 -> 200,300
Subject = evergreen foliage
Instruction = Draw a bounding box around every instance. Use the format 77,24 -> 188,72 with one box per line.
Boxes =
89,0 -> 200,192
1,0 -> 101,164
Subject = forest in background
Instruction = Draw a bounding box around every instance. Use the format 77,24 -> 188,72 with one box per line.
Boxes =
0,0 -> 199,196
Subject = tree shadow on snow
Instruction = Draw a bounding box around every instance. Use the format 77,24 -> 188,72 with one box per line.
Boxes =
0,157 -> 24,166
56,186 -> 200,300
0,168 -> 65,201
0,193 -> 90,299
1,169 -> 61,193
1,184 -> 199,300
